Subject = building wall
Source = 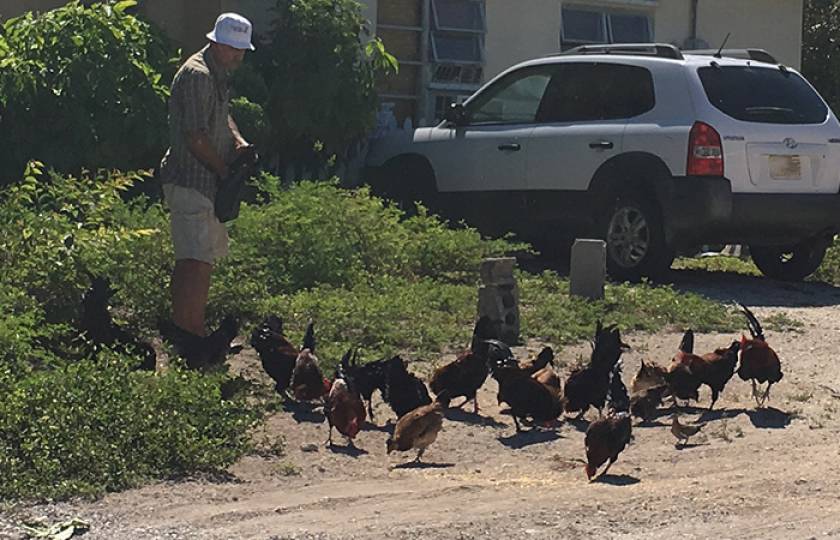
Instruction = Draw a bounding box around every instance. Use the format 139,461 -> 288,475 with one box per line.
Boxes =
695,0 -> 803,68
485,0 -> 560,81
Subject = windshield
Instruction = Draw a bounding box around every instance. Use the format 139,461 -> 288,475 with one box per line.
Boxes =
697,65 -> 828,124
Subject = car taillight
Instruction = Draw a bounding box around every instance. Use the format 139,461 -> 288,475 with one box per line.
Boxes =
687,121 -> 724,176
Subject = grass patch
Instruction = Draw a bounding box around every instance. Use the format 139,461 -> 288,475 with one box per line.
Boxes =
672,255 -> 761,276
763,312 -> 805,333
519,271 -> 739,345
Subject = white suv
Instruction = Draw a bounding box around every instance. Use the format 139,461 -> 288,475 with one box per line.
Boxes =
366,44 -> 840,281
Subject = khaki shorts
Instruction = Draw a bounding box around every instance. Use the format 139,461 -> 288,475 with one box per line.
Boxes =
162,184 -> 229,264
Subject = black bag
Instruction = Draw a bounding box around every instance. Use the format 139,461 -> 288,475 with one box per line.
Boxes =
214,146 -> 259,222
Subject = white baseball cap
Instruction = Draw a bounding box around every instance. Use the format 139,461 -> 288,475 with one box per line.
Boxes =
206,13 -> 255,51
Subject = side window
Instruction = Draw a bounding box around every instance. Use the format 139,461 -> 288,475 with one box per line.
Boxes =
466,67 -> 554,125
538,63 -> 654,122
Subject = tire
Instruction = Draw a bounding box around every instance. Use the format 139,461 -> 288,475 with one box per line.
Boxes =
369,157 -> 437,216
601,193 -> 674,281
750,240 -> 827,281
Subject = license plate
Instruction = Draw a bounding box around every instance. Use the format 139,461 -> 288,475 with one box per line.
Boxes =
769,155 -> 801,180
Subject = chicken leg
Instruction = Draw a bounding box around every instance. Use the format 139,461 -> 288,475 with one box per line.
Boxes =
414,447 -> 426,463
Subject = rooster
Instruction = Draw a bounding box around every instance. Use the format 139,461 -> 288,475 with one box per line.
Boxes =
663,330 -> 703,405
487,340 -> 563,432
342,352 -> 388,420
695,341 -> 741,410
584,363 -> 633,481
159,315 -> 239,370
429,316 -> 500,413
737,304 -> 783,407
381,355 -> 432,419
563,321 -> 629,419
250,316 -> 314,396
80,276 -> 156,371
325,349 -> 367,447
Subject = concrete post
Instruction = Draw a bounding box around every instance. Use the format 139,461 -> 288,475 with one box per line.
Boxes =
570,239 -> 606,300
478,257 -> 519,345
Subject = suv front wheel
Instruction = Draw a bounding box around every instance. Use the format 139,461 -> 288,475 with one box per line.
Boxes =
750,239 -> 828,281
601,193 -> 673,281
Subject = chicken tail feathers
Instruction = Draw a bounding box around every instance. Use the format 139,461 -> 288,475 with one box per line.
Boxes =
678,329 -> 694,354
739,303 -> 764,341
302,320 -> 316,352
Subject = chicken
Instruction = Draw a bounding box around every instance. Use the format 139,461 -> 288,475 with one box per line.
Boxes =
159,315 -> 239,370
290,331 -> 330,402
630,384 -> 669,424
342,352 -> 388,420
563,321 -> 629,418
518,346 -> 554,376
80,276 -> 156,371
325,349 -> 367,447
737,304 -> 783,408
663,329 -> 703,405
670,413 -> 703,447
250,316 -> 315,396
532,364 -> 562,393
694,341 -> 741,410
429,316 -> 500,413
386,401 -> 445,463
630,359 -> 668,395
381,355 -> 432,419
584,363 -> 632,481
487,340 -> 563,432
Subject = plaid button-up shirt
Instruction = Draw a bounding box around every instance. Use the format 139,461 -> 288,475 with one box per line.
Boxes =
159,45 -> 235,201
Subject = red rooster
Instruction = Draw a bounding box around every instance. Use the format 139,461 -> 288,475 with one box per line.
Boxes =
325,349 -> 367,447
737,304 -> 783,407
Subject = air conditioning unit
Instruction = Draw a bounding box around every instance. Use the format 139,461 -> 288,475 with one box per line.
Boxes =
432,64 -> 483,85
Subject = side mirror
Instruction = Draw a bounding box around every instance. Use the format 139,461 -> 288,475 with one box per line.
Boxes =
444,103 -> 467,126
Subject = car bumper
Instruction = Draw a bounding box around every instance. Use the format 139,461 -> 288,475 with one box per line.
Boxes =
666,176 -> 840,245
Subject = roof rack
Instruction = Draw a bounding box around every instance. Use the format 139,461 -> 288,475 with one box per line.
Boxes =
684,48 -> 778,64
560,43 -> 684,60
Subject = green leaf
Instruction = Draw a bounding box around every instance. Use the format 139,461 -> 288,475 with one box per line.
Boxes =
113,0 -> 138,14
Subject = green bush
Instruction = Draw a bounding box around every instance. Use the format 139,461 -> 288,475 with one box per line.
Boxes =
0,354 -> 259,500
0,1 -> 177,183
237,0 -> 397,171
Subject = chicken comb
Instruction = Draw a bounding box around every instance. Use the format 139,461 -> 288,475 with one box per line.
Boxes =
738,303 -> 764,341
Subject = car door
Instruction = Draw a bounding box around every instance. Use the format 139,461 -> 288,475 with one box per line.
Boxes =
527,62 -> 655,192
426,65 -> 557,193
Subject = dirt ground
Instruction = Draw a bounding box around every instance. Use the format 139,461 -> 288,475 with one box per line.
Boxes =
4,269 -> 840,540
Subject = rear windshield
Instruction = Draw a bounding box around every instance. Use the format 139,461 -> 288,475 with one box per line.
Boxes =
698,65 -> 828,124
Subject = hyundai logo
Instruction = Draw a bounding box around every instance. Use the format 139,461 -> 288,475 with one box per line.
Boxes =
783,137 -> 799,149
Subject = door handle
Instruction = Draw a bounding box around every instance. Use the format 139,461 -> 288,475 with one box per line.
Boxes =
589,140 -> 614,150
497,143 -> 521,152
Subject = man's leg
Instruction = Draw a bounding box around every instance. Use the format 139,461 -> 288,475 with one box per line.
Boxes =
171,258 -> 213,336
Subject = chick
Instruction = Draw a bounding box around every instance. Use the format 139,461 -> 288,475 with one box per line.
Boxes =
670,414 -> 703,447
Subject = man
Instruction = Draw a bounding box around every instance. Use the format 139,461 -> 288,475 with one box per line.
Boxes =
158,13 -> 254,352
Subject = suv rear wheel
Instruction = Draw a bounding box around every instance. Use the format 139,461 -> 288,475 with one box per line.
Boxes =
750,239 -> 828,281
602,193 -> 673,281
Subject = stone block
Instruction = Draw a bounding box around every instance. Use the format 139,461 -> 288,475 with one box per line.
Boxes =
570,239 -> 606,300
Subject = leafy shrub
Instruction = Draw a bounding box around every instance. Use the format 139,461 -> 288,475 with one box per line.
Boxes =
0,353 -> 259,500
236,0 -> 397,171
0,1 -> 177,183
811,236 -> 840,285
210,177 -> 520,321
